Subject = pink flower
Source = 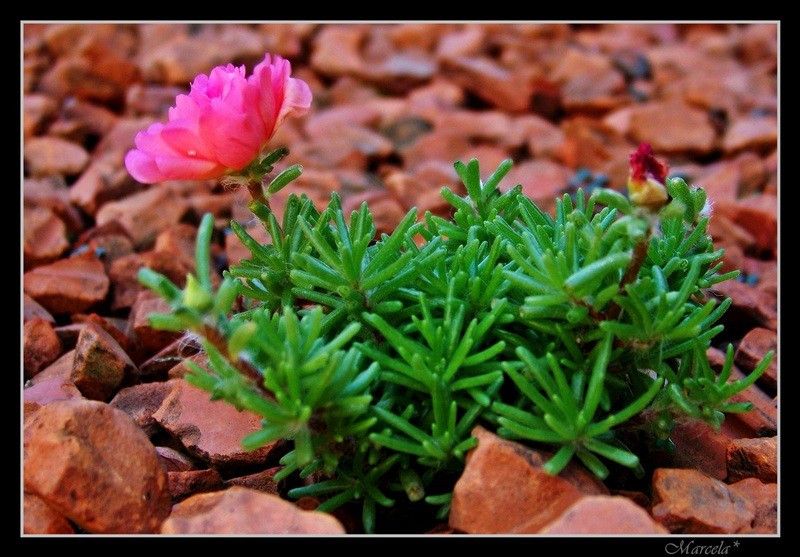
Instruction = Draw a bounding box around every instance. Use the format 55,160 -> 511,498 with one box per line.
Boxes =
125,54 -> 312,183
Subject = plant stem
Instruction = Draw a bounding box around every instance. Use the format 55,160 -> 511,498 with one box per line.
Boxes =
605,237 -> 649,321
200,323 -> 272,398
246,178 -> 269,208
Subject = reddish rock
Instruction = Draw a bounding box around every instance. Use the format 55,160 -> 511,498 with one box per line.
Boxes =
127,291 -> 183,361
23,205 -> 69,270
83,234 -> 136,274
186,191 -> 236,228
656,420 -> 733,481
167,351 -> 210,380
151,379 -> 283,473
435,26 -> 485,59
708,214 -> 756,254
23,93 -> 58,139
23,293 -> 55,324
440,55 -> 532,112
295,125 -> 394,170
108,249 -> 189,310
628,101 -> 717,154
432,109 -> 520,147
726,437 -> 777,483
517,114 -> 566,159
380,162 -> 460,216
406,78 -> 465,113
723,367 -> 777,438
95,186 -> 189,248
37,30 -> 139,105
23,491 -> 75,534
71,321 -> 139,401
24,136 -> 90,177
735,327 -> 777,393
161,486 -> 346,534
52,323 -> 87,351
556,117 -> 631,173
539,495 -> 669,534
310,25 -> 368,77
342,189 -> 409,237
723,116 -> 777,154
754,260 -> 778,296
154,223 -> 200,272
650,468 -> 755,534
401,131 -> 472,170
80,312 -> 135,354
138,24 -> 268,86
505,159 -> 572,212
156,446 -> 197,472
24,176 -> 84,235
70,152 -> 143,218
28,349 -> 75,387
602,105 -> 635,137
23,378 -> 83,423
728,478 -> 777,534
361,52 -> 437,91
551,49 -> 626,113
256,23 -> 314,58
714,194 -> 777,257
23,317 -> 62,380
23,399 -> 172,534
694,159 -> 749,205
58,96 -> 120,138
169,469 -> 225,503
125,82 -> 189,117
710,279 -> 777,332
610,489 -> 650,509
449,426 -> 607,534
223,466 -> 284,495
23,253 -> 110,315
109,380 -> 180,438
139,335 -> 202,379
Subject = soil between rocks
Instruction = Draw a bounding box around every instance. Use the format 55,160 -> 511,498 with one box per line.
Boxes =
21,22 -> 779,538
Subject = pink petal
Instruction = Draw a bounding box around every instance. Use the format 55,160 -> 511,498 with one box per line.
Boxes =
199,108 -> 261,169
125,149 -> 165,184
154,154 -> 225,181
161,120 -> 216,160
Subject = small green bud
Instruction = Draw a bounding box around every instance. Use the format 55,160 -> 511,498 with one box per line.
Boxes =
183,274 -> 214,312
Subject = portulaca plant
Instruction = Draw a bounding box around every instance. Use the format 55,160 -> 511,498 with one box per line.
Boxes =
128,53 -> 774,533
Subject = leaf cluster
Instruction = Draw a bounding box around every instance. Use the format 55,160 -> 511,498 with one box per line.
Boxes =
140,152 -> 772,532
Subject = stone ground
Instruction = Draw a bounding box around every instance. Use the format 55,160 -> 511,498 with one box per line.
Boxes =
22,22 -> 778,536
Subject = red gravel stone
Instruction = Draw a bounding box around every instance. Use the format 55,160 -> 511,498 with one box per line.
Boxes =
726,437 -> 777,483
728,478 -> 777,534
23,399 -> 172,534
23,293 -> 55,325
735,327 -> 778,394
23,492 -> 76,534
651,468 -> 755,534
628,101 -> 717,154
23,205 -> 69,270
168,469 -> 225,503
162,486 -> 346,534
95,186 -> 189,248
151,379 -> 284,473
23,317 -> 63,380
71,320 -> 139,401
24,136 -> 90,177
23,253 -> 110,315
109,379 -> 181,438
449,426 -> 607,534
440,55 -> 532,113
540,495 -> 669,534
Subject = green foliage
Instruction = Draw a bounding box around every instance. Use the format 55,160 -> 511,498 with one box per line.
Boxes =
139,157 -> 772,533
